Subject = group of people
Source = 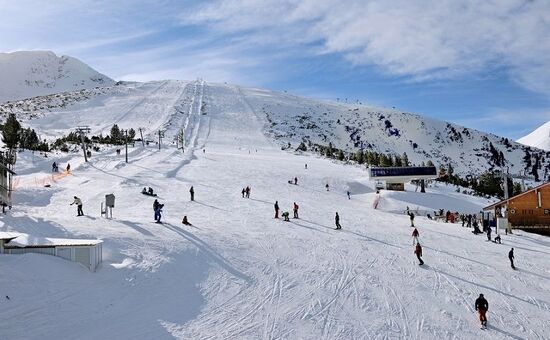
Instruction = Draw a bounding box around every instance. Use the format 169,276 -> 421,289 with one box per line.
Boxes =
241,186 -> 251,198
52,162 -> 70,173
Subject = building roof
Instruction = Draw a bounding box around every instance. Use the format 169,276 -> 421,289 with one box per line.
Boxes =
0,232 -> 102,247
483,181 -> 550,211
0,232 -> 19,241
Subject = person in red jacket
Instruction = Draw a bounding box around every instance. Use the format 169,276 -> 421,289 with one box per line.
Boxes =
412,228 -> 419,245
293,202 -> 299,219
415,243 -> 424,265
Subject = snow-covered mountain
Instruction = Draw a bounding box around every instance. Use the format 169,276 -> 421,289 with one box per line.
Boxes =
0,51 -> 113,104
517,121 -> 550,151
1,80 -> 548,180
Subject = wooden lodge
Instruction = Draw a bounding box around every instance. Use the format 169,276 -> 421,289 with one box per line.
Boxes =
483,182 -> 550,234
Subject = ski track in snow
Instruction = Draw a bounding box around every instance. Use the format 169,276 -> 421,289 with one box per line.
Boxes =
0,81 -> 549,339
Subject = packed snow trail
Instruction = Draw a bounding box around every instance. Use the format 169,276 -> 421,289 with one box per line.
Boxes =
1,82 -> 549,339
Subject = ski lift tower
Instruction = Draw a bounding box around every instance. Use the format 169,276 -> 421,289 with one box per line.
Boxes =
75,126 -> 91,162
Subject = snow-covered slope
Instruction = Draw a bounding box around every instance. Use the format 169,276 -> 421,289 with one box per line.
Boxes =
0,51 -> 113,103
517,121 -> 550,151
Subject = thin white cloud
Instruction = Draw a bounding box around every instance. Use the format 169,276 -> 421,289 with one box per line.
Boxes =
184,0 -> 550,95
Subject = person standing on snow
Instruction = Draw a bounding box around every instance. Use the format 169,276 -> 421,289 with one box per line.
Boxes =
66,163 -> 71,173
70,196 -> 84,216
412,228 -> 419,245
293,202 -> 299,219
52,162 -> 58,172
347,191 -> 351,199
155,203 -> 164,223
305,163 -> 308,169
335,212 -> 342,230
245,186 -> 251,198
153,199 -> 160,221
414,243 -> 424,265
189,186 -> 195,201
274,201 -> 280,219
241,188 -> 246,198
486,226 -> 492,241
326,184 -> 330,192
509,248 -> 515,269
294,177 -> 298,185
409,212 -> 415,227
475,293 -> 489,328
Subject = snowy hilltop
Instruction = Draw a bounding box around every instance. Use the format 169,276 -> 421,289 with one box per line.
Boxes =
0,51 -> 113,104
1,77 -> 549,180
517,121 -> 550,151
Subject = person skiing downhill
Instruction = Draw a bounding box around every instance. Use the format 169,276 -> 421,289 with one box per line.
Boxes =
475,293 -> 489,328
412,228 -> 419,245
509,248 -> 515,269
335,212 -> 341,230
274,201 -> 280,219
293,202 -> 299,219
414,243 -> 424,265
189,186 -> 194,201
70,196 -> 83,216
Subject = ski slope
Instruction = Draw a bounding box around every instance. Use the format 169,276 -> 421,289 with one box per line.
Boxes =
518,120 -> 550,151
1,82 -> 550,339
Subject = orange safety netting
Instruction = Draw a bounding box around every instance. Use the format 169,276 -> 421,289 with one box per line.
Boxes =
12,171 -> 72,190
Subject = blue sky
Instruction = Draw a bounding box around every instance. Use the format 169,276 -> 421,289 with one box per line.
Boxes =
1,0 -> 549,139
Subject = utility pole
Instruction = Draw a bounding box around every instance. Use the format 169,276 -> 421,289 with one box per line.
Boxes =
124,129 -> 129,163
75,126 -> 91,162
138,128 -> 145,147
158,130 -> 164,150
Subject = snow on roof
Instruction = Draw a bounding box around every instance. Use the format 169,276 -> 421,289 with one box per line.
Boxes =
0,232 -> 102,247
0,232 -> 20,240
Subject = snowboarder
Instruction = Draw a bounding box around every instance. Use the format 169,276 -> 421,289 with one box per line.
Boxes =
245,186 -> 251,198
412,228 -> 419,245
475,293 -> 489,328
494,234 -> 501,244
66,163 -> 71,173
294,177 -> 298,185
335,212 -> 341,230
282,211 -> 290,222
326,184 -> 330,191
274,201 -> 279,219
347,191 -> 351,199
241,188 -> 246,198
509,248 -> 515,269
409,212 -> 415,227
486,226 -> 492,241
189,186 -> 194,201
414,243 -> 424,265
182,215 -> 191,225
293,202 -> 299,219
70,196 -> 83,216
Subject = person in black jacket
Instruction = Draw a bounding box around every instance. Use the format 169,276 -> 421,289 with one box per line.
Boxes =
509,248 -> 515,269
274,201 -> 279,219
335,212 -> 341,230
475,293 -> 489,327
189,186 -> 194,201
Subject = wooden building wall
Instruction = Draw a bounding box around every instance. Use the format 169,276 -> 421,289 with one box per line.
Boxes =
507,185 -> 550,226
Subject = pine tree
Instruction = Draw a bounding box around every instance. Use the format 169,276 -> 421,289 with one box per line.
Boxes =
355,149 -> 364,164
128,128 -> 136,141
337,150 -> 345,161
110,124 -> 122,144
426,160 -> 435,167
402,152 -> 409,167
2,113 -> 21,150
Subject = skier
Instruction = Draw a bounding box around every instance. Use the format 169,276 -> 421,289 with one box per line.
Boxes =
155,203 -> 164,223
414,243 -> 424,265
326,184 -> 330,192
475,293 -> 489,328
245,186 -> 251,198
66,163 -> 71,173
335,212 -> 342,230
509,248 -> 515,269
412,228 -> 419,245
409,212 -> 415,227
305,163 -> 307,169
274,201 -> 279,219
241,188 -> 246,198
52,162 -> 58,172
293,202 -> 299,219
486,226 -> 492,241
347,191 -> 351,199
70,196 -> 83,216
294,177 -> 298,185
189,186 -> 194,201
153,199 -> 160,221
494,234 -> 501,244
282,211 -> 290,222
182,215 -> 191,225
